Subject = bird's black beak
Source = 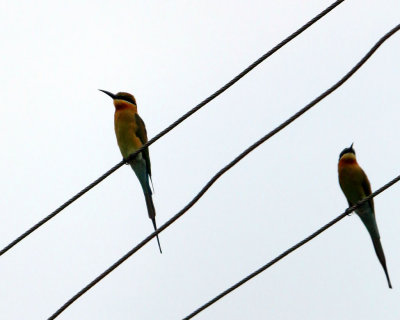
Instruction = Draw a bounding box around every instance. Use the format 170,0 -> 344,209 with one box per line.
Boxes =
99,89 -> 116,99
350,142 -> 354,149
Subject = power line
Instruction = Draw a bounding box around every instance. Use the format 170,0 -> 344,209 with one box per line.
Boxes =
0,161 -> 125,257
0,0 -> 344,258
47,22 -> 400,320
182,173 -> 400,319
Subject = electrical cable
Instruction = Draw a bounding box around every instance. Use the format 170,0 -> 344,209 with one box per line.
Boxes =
0,0 -> 344,257
182,174 -> 400,319
48,21 -> 400,320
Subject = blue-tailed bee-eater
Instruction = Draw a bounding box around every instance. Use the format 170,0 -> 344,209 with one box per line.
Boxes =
338,143 -> 391,288
100,90 -> 162,253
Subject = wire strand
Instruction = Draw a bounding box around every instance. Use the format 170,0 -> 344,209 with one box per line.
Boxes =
0,0 -> 345,258
47,21 -> 400,320
183,173 -> 400,319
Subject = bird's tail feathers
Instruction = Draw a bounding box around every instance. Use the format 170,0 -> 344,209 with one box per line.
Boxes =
372,238 -> 392,289
151,217 -> 162,254
144,191 -> 162,254
149,175 -> 155,194
131,162 -> 161,253
358,207 -> 391,288
144,190 -> 156,219
358,205 -> 381,240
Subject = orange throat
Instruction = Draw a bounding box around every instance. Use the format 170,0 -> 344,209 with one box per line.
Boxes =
338,157 -> 357,169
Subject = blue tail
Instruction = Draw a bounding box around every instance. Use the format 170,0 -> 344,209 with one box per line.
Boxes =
357,204 -> 391,288
131,160 -> 162,254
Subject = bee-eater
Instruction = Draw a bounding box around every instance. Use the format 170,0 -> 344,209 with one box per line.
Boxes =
100,90 -> 162,253
338,143 -> 391,288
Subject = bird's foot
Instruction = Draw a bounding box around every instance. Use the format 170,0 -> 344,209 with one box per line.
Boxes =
125,153 -> 140,164
123,157 -> 132,165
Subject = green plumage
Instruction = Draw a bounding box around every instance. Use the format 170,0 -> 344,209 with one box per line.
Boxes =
100,89 -> 162,253
338,150 -> 391,288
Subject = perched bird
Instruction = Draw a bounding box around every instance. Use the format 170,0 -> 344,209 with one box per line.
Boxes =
100,90 -> 162,253
338,143 -> 391,288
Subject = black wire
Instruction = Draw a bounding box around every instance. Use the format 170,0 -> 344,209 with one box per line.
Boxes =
0,0 -> 345,258
183,173 -> 400,319
47,21 -> 400,320
0,161 -> 125,256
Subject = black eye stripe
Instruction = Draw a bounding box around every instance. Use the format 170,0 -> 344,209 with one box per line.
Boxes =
123,97 -> 135,104
116,96 -> 136,104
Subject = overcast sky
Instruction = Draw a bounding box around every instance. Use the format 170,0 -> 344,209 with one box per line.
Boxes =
1,1 -> 400,319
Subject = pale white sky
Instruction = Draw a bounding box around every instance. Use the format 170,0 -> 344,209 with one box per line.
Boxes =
1,1 -> 400,319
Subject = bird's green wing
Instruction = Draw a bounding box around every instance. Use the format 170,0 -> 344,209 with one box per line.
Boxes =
361,170 -> 374,212
134,113 -> 152,177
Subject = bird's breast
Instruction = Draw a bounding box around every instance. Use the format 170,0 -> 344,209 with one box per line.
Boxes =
114,109 -> 142,159
338,160 -> 361,181
338,160 -> 365,203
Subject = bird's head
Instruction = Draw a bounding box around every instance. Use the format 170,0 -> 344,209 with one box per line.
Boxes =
339,143 -> 356,161
99,90 -> 137,108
